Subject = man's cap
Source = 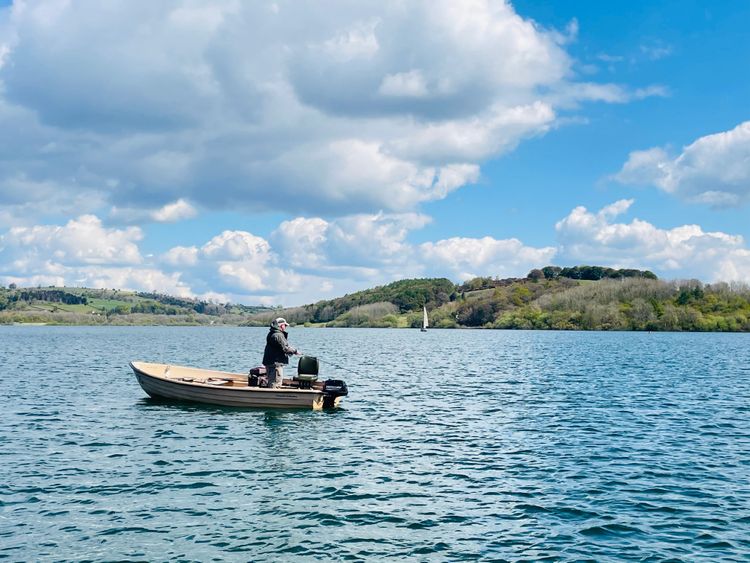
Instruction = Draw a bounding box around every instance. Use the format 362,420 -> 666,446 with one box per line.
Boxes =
271,317 -> 288,328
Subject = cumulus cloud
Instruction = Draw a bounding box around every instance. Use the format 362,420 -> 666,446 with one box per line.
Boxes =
0,215 -> 143,268
159,229 -> 303,299
613,121 -> 750,207
271,212 -> 430,279
111,199 -> 197,224
326,212 -> 432,268
556,200 -> 750,281
151,199 -> 197,222
4,206 -> 750,306
387,101 -> 555,163
419,237 -> 556,281
272,211 -> 555,284
162,245 -> 199,267
0,215 -> 194,296
0,0 -> 652,221
262,140 -> 481,213
156,211 -> 559,303
73,267 -> 193,298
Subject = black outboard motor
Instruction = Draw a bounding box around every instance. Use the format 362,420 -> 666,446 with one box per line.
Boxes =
322,379 -> 349,409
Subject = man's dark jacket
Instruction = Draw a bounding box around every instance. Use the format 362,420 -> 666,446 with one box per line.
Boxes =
262,327 -> 296,366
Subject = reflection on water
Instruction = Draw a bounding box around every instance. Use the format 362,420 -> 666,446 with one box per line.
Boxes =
1,326 -> 750,561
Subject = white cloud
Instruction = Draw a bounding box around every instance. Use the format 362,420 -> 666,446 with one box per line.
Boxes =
111,198 -> 198,224
0,0 -> 643,220
420,237 -> 556,281
160,229 -> 304,298
613,121 -> 750,207
328,212 -> 431,267
74,267 -> 193,297
0,215 -> 196,295
5,206 -> 750,307
152,199 -> 197,222
270,217 -> 329,269
274,211 -> 558,285
162,245 -> 199,267
0,215 -> 142,268
271,212 -> 431,274
556,200 -> 750,281
388,101 -> 555,162
217,262 -> 269,292
201,231 -> 270,261
260,212 -> 560,300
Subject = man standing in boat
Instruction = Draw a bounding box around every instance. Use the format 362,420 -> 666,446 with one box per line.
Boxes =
262,317 -> 299,388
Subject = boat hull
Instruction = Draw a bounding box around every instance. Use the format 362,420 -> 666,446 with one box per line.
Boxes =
130,361 -> 340,410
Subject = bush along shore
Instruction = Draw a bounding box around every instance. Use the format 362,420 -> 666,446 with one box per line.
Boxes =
3,265 -> 750,331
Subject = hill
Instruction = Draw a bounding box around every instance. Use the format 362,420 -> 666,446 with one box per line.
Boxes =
243,267 -> 750,332
3,265 -> 750,331
243,278 -> 456,328
0,286 -> 274,325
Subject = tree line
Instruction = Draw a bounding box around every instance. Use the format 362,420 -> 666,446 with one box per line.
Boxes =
245,269 -> 750,332
447,278 -> 750,331
4,268 -> 750,331
0,288 -> 87,310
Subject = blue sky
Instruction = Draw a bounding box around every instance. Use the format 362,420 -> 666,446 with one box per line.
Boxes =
0,1 -> 748,305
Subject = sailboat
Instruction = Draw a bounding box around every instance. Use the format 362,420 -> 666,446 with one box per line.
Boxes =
421,305 -> 428,332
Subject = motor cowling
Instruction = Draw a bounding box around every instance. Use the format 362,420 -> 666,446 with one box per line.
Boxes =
322,379 -> 348,408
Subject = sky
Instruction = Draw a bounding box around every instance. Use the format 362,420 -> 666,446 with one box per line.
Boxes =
0,0 -> 749,306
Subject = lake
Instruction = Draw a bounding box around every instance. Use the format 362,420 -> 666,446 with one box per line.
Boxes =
1,326 -> 749,561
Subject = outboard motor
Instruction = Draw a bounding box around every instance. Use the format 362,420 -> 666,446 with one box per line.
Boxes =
297,356 -> 349,407
322,379 -> 349,409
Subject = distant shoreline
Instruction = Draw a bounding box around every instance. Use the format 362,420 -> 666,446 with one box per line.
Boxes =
3,271 -> 750,332
3,321 -> 749,333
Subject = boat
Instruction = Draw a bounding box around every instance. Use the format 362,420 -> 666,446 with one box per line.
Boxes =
129,356 -> 348,410
421,305 -> 428,332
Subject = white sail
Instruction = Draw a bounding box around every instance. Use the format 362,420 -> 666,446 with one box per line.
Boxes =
422,305 -> 429,329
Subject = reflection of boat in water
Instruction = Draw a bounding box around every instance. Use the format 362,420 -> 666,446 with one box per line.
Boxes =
129,357 -> 348,410
421,305 -> 428,332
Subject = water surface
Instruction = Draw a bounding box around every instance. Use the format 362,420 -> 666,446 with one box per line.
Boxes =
1,327 -> 749,561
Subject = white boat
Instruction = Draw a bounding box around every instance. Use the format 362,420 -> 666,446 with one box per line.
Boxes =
129,359 -> 348,410
421,305 -> 428,332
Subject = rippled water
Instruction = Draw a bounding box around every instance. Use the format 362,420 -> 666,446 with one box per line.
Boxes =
2,326 -> 750,561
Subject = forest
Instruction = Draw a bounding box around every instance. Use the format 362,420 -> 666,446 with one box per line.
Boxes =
243,267 -> 750,332
0,286 -> 272,325
2,265 -> 750,331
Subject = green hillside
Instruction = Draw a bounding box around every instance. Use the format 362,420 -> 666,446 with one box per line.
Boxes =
0,286 -> 274,325
3,265 -> 750,331
243,267 -> 750,332
243,277 -> 456,328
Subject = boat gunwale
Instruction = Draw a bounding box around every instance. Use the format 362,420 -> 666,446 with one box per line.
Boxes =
129,361 -> 323,395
